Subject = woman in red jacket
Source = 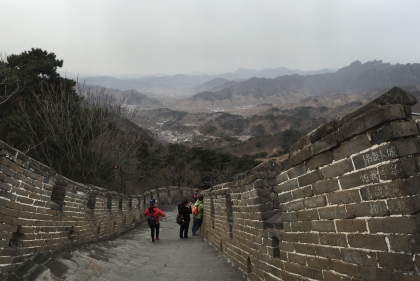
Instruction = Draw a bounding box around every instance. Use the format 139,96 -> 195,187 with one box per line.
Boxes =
143,198 -> 165,243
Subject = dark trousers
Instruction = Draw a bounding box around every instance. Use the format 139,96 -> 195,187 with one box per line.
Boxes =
149,223 -> 160,242
192,217 -> 202,234
180,221 -> 190,238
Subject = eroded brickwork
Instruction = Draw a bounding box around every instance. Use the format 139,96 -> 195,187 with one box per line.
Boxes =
0,144 -> 194,274
201,87 -> 420,281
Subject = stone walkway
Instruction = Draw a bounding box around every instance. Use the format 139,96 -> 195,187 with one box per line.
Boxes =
31,205 -> 246,281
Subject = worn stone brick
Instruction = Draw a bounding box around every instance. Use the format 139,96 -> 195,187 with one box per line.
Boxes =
360,177 -> 420,200
377,252 -> 415,271
311,132 -> 339,156
300,266 -> 323,280
296,209 -> 319,221
291,221 -> 311,232
360,265 -> 403,281
311,220 -> 336,232
335,219 -> 367,233
294,243 -> 317,256
346,201 -> 388,218
298,233 -> 319,244
388,196 -> 420,215
347,234 -> 387,250
281,212 -> 297,222
378,158 -> 418,181
292,186 -> 313,200
290,135 -> 310,153
274,179 -> 298,193
288,252 -> 306,265
339,167 -> 379,190
388,234 -> 420,253
286,200 -> 305,212
329,259 -> 360,277
323,271 -> 352,281
341,104 -> 407,140
306,256 -> 330,271
275,172 -> 288,185
327,190 -> 361,205
313,178 -> 339,195
319,233 -> 347,247
333,134 -> 371,161
277,192 -> 293,204
297,171 -> 321,188
287,163 -> 307,180
289,145 -> 311,166
369,216 -> 417,234
341,248 -> 376,267
318,206 -> 348,219
307,151 -> 334,170
313,245 -> 341,259
370,120 -> 418,145
303,195 -> 327,209
320,158 -> 354,180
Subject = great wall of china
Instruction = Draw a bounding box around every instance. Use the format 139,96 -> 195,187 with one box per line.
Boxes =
1,86 -> 419,280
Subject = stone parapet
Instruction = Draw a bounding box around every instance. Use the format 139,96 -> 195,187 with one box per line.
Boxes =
0,142 -> 194,274
201,87 -> 420,281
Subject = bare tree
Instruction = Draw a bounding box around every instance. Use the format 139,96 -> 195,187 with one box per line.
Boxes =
11,80 -> 145,192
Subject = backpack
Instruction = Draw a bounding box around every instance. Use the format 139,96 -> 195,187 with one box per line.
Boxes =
176,213 -> 184,225
147,209 -> 156,227
192,205 -> 199,216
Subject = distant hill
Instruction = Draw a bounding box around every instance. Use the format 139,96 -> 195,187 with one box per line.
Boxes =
184,60 -> 420,109
71,66 -> 334,97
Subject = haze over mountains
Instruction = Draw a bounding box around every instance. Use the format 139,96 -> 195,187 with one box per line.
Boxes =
70,59 -> 420,158
70,60 -> 420,112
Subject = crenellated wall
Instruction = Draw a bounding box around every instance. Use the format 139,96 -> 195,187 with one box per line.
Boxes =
1,86 -> 420,280
0,142 -> 194,274
201,87 -> 420,281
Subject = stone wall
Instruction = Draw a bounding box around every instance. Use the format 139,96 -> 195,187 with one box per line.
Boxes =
201,87 -> 420,281
0,142 -> 194,274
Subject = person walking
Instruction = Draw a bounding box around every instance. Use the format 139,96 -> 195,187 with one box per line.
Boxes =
192,189 -> 199,202
143,198 -> 165,243
192,194 -> 204,236
177,199 -> 192,239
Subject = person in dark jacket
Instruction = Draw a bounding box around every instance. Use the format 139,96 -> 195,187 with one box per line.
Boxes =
143,198 -> 165,243
177,198 -> 192,239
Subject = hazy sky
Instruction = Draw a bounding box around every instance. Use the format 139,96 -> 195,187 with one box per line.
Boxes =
2,0 -> 420,76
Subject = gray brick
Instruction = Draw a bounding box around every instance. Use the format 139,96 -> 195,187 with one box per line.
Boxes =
297,171 -> 321,187
327,190 -> 361,205
289,145 -> 311,166
319,233 -> 347,247
368,217 -> 417,234
346,202 -> 388,218
333,134 -> 371,161
341,248 -> 377,267
347,234 -> 387,250
292,186 -> 313,199
318,206 -> 348,219
388,234 -> 420,253
303,195 -> 327,209
377,252 -> 415,271
296,209 -> 319,221
307,151 -> 333,170
287,163 -> 307,179
341,104 -> 407,139
378,157 -> 418,181
335,219 -> 367,233
274,179 -> 298,193
339,168 -> 379,190
313,178 -> 339,195
370,120 -> 418,145
311,132 -> 339,156
320,158 -> 354,180
312,220 -> 336,232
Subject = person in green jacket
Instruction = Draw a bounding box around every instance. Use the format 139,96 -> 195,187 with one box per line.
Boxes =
192,194 -> 204,235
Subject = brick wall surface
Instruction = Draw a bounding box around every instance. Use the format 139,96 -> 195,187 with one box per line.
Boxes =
0,142 -> 194,274
201,87 -> 420,281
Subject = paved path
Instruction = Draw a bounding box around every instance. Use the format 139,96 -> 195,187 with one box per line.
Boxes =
35,205 -> 246,281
